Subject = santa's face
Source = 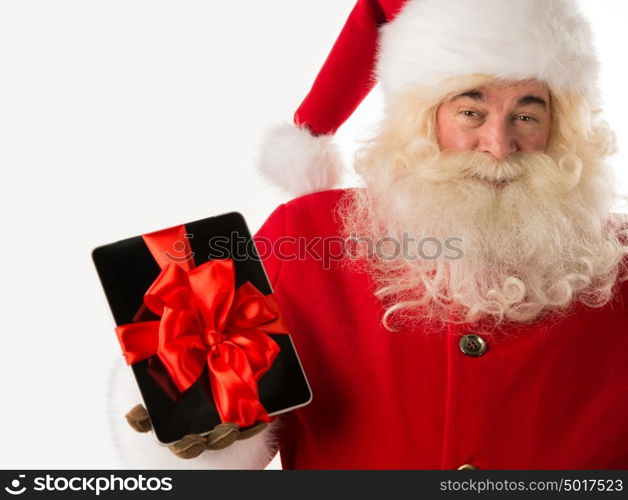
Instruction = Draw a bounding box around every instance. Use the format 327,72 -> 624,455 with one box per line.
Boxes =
341,77 -> 624,327
436,80 -> 552,162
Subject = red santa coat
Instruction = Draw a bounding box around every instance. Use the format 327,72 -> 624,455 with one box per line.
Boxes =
253,188 -> 628,469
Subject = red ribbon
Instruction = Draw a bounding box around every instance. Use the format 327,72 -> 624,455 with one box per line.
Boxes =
115,225 -> 287,427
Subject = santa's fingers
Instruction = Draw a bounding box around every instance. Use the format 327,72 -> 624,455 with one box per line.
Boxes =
125,403 -> 268,458
169,434 -> 206,459
170,424 -> 239,457
204,423 -> 240,450
124,403 -> 151,433
169,421 -> 269,458
237,422 -> 267,440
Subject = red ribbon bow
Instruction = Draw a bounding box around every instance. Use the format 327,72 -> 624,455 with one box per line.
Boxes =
115,228 -> 286,428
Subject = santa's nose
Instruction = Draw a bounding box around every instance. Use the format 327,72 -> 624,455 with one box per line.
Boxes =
477,119 -> 517,160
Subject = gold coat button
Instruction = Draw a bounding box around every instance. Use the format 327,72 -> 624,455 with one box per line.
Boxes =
457,464 -> 478,470
459,334 -> 487,357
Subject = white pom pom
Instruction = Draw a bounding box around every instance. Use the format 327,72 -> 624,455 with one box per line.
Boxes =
257,124 -> 343,196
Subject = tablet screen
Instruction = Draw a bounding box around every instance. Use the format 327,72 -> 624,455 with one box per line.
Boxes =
93,212 -> 312,444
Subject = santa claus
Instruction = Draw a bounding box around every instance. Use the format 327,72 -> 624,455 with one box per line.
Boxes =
111,0 -> 628,469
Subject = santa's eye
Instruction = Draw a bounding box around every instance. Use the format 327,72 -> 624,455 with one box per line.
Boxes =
515,115 -> 537,122
461,110 -> 480,118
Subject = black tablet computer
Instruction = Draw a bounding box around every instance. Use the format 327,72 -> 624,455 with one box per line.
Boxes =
92,211 -> 312,445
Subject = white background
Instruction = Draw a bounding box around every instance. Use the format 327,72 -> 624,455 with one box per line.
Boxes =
0,1 -> 626,469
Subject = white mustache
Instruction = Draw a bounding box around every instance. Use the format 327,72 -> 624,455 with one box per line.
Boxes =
396,150 -> 581,194
413,150 -> 532,181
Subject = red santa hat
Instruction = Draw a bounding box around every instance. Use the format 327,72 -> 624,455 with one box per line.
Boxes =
258,0 -> 599,197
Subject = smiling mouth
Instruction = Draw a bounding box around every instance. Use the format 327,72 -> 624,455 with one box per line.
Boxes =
469,175 -> 514,189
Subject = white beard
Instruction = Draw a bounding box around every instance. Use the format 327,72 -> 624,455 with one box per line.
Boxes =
339,149 -> 627,328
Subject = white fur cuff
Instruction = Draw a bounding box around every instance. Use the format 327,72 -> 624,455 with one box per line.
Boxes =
107,357 -> 279,469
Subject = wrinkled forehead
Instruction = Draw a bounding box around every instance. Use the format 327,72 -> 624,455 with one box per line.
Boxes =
446,79 -> 551,107
447,77 -> 551,101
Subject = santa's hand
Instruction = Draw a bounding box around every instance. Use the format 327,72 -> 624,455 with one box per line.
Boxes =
124,404 -> 268,459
